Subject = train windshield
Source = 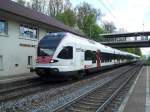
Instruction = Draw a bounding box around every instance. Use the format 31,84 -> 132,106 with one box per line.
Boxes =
38,32 -> 65,56
38,48 -> 55,56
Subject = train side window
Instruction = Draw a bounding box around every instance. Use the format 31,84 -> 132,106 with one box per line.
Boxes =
57,46 -> 73,59
85,50 -> 92,60
101,52 -> 105,63
85,50 -> 90,60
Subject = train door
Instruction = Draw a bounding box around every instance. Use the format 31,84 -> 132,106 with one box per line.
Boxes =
96,50 -> 101,68
80,50 -> 84,67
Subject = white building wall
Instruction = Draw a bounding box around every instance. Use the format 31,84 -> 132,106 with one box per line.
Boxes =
0,20 -> 47,76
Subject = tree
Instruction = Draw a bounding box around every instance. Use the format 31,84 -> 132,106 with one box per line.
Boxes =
47,0 -> 73,17
90,24 -> 104,41
16,0 -> 25,6
119,48 -> 142,56
56,9 -> 76,27
31,0 -> 42,12
26,2 -> 31,8
148,56 -> 150,61
75,2 -> 103,40
134,48 -> 142,56
40,0 -> 47,14
103,21 -> 116,33
75,2 -> 101,30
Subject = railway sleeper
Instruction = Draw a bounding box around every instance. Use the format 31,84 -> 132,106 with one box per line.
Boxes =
92,92 -> 113,96
64,108 -> 82,112
71,104 -> 98,109
69,105 -> 97,111
81,99 -> 101,103
76,101 -> 101,106
87,96 -> 105,100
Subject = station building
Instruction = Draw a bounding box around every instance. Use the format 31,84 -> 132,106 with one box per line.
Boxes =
0,0 -> 84,77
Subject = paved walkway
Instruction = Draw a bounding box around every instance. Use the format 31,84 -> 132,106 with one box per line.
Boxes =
119,66 -> 150,112
0,72 -> 38,84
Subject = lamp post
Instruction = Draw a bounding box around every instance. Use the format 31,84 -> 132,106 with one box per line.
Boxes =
141,22 -> 144,40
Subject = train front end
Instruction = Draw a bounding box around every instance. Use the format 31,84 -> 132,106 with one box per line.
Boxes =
35,33 -> 65,76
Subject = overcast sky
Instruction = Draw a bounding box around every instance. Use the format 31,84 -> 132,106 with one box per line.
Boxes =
71,0 -> 150,31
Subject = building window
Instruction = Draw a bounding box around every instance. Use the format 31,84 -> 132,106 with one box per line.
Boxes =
0,56 -> 3,70
57,46 -> 73,59
0,20 -> 8,35
28,56 -> 33,66
20,25 -> 38,39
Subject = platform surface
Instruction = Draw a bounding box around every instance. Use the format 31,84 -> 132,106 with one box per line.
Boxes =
0,72 -> 38,84
120,66 -> 150,112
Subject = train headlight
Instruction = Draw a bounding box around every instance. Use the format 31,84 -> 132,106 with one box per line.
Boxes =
50,59 -> 58,63
50,60 -> 54,63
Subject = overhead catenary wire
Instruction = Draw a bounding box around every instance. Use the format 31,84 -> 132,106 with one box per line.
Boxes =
97,0 -> 125,29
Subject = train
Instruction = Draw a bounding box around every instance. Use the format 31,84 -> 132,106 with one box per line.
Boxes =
35,32 -> 140,78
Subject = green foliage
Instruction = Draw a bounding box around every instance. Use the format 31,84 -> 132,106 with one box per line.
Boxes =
148,56 -> 150,61
119,48 -> 142,56
89,24 -> 104,40
54,1 -> 104,41
56,9 -> 76,27
16,0 -> 25,6
75,2 -> 103,40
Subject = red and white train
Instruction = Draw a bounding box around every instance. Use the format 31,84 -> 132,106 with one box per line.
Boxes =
35,32 -> 140,78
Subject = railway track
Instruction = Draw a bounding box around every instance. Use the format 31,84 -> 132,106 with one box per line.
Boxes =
54,65 -> 142,112
0,78 -> 51,102
0,65 -> 134,102
105,67 -> 143,112
0,76 -> 79,102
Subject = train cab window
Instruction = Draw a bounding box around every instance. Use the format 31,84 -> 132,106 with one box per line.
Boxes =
57,46 -> 73,59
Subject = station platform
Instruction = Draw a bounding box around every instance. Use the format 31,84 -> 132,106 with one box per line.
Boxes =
119,66 -> 150,112
0,72 -> 38,84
